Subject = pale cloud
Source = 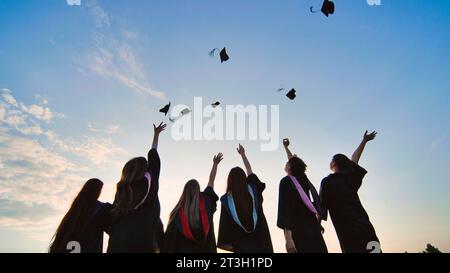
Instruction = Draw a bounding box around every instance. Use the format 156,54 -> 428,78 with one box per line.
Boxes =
0,104 -> 6,122
16,124 -> 43,136
83,0 -> 165,100
0,89 -> 63,135
2,92 -> 18,107
71,137 -> 126,165
88,122 -> 120,134
0,87 -> 127,244
44,130 -> 126,166
5,115 -> 26,126
34,94 -> 49,105
19,103 -> 54,123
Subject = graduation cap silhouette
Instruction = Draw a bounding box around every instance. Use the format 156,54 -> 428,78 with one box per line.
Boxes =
159,102 -> 171,116
310,0 -> 335,17
286,89 -> 297,100
211,101 -> 221,108
209,47 -> 230,63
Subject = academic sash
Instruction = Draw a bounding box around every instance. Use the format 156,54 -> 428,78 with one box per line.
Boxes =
134,172 -> 152,210
288,176 -> 321,216
225,184 -> 258,233
179,194 -> 210,242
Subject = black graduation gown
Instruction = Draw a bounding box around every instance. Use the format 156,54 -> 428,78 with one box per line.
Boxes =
162,187 -> 219,253
76,201 -> 113,253
277,175 -> 328,253
217,174 -> 273,253
107,148 -> 164,253
320,162 -> 380,253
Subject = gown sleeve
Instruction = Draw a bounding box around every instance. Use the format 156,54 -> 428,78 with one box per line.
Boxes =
98,202 -> 114,234
347,162 -> 368,192
148,148 -> 161,180
203,186 -> 219,213
247,173 -> 266,194
147,148 -> 161,199
319,178 -> 329,221
277,178 -> 295,230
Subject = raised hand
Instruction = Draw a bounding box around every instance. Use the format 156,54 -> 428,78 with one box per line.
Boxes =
213,153 -> 224,165
153,122 -> 167,135
236,144 -> 245,156
363,130 -> 377,142
351,130 -> 377,163
209,153 -> 223,188
283,138 -> 290,148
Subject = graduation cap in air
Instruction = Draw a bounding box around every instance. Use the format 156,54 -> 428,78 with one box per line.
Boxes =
286,89 -> 297,100
169,108 -> 191,122
159,102 -> 171,116
211,101 -> 221,108
310,0 -> 335,17
277,87 -> 285,92
209,47 -> 230,63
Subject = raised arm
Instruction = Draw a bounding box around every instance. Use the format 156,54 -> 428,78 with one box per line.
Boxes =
208,153 -> 223,188
237,144 -> 253,176
152,122 -> 167,150
351,130 -> 377,164
283,138 -> 294,159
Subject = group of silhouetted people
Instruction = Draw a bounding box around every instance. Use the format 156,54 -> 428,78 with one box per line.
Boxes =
49,122 -> 380,253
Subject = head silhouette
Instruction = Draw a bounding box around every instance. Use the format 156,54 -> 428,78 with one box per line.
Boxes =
169,179 -> 201,229
330,154 -> 353,173
285,156 -> 307,177
113,157 -> 148,218
49,178 -> 103,253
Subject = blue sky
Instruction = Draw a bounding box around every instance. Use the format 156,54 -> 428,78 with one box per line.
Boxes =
0,0 -> 449,253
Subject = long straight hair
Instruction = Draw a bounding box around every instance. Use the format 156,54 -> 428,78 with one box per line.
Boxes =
48,178 -> 103,253
112,157 -> 148,219
226,167 -> 253,230
168,179 -> 201,229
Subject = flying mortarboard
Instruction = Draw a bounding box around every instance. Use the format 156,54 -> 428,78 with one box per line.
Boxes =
169,108 -> 192,123
159,102 -> 171,116
310,0 -> 335,17
286,89 -> 297,100
209,47 -> 230,63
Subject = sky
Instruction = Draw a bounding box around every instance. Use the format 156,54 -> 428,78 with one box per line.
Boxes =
0,0 -> 449,253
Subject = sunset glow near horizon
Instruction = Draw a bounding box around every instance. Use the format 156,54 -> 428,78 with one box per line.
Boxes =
0,0 -> 449,253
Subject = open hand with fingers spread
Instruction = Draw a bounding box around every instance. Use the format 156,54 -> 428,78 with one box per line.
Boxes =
213,153 -> 224,165
236,144 -> 245,156
363,130 -> 377,143
153,122 -> 167,135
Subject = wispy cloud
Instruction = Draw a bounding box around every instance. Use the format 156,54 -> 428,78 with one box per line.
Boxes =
82,0 -> 165,99
0,88 -> 127,243
88,122 -> 120,134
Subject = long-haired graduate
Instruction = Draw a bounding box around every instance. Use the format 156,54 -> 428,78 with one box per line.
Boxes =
277,138 -> 327,253
217,144 -> 273,253
107,122 -> 166,253
49,178 -> 113,253
319,131 -> 380,253
162,153 -> 223,253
